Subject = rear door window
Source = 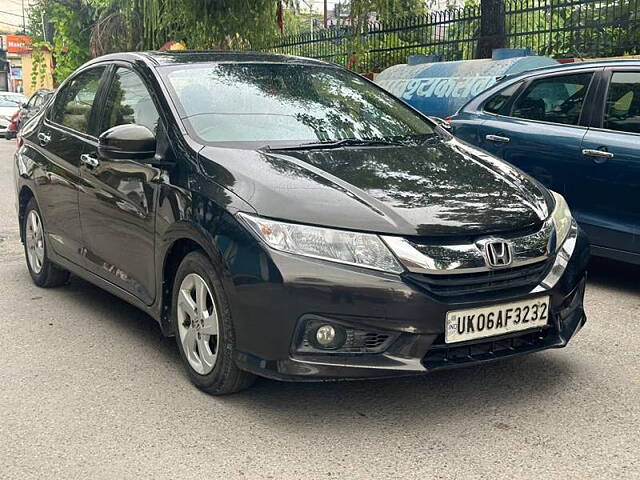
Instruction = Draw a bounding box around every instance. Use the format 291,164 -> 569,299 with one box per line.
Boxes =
603,71 -> 640,133
27,94 -> 39,109
511,72 -> 593,125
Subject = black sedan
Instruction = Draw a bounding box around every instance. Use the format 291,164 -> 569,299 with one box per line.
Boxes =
14,51 -> 588,394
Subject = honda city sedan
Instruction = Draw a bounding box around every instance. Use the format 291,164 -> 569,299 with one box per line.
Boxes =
14,51 -> 588,394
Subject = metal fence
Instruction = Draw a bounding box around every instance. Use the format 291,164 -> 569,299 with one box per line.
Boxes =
256,0 -> 640,72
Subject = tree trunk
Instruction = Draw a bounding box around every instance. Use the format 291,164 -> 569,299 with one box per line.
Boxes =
477,0 -> 506,59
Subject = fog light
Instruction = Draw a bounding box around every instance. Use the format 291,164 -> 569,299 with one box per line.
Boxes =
312,324 -> 346,349
316,325 -> 337,346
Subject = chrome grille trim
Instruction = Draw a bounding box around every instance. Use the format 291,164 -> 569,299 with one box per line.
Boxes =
382,219 -> 554,275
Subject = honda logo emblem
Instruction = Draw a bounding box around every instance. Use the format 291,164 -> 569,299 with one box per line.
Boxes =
484,240 -> 512,268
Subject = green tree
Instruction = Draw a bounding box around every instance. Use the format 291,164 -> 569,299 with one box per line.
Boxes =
28,0 -> 301,82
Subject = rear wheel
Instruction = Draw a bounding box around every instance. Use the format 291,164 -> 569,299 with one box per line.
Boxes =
172,251 -> 255,395
23,198 -> 70,288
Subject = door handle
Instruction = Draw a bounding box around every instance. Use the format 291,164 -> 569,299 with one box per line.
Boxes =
37,132 -> 51,146
582,149 -> 614,163
80,153 -> 100,169
485,134 -> 510,143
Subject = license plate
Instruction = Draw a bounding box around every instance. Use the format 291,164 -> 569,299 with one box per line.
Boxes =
445,297 -> 549,344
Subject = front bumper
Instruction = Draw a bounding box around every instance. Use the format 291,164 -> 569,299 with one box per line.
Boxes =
229,225 -> 589,382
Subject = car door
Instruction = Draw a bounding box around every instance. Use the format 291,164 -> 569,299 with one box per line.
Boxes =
578,68 -> 640,258
33,66 -> 107,266
78,65 -> 162,305
477,70 -> 598,199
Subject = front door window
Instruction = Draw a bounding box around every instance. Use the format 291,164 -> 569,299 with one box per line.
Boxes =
101,67 -> 160,135
604,71 -> 640,133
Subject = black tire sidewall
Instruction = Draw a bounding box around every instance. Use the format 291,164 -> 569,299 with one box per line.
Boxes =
172,251 -> 239,391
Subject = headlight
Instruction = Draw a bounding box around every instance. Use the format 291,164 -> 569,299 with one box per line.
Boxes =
238,213 -> 404,274
550,191 -> 573,249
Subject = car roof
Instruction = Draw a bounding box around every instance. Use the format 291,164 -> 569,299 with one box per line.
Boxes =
86,50 -> 333,68
456,58 -> 640,114
499,58 -> 640,82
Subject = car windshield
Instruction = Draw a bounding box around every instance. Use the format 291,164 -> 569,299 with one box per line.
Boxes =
161,63 -> 434,145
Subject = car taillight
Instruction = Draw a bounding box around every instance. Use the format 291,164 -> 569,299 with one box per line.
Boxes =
443,116 -> 452,124
8,111 -> 19,131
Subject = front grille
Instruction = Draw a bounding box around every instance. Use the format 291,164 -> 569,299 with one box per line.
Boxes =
423,327 -> 557,369
404,260 -> 551,298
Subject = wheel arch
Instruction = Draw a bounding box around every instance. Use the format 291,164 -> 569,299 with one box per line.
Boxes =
158,227 -> 228,336
18,185 -> 36,243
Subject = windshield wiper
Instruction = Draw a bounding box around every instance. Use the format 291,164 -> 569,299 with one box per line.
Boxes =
266,138 -> 406,151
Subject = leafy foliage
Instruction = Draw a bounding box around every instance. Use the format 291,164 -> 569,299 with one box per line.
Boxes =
27,1 -> 93,83
27,0 -> 640,85
29,41 -> 51,90
27,0 -> 305,82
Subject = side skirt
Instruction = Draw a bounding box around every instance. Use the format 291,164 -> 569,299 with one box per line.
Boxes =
47,246 -> 165,331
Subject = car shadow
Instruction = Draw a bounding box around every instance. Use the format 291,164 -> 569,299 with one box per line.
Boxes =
587,256 -> 640,295
225,353 -> 580,430
62,273 -> 180,364
58,270 -> 585,429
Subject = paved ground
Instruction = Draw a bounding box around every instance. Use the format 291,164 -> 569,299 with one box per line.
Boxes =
0,140 -> 638,480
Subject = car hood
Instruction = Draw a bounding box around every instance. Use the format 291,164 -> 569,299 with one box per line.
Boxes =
0,106 -> 18,117
198,137 -> 551,237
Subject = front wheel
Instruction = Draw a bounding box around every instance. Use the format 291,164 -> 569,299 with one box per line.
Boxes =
172,251 -> 256,395
22,198 -> 70,288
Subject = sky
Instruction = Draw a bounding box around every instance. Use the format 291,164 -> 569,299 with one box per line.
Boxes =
0,0 -> 31,34
306,1 -> 342,13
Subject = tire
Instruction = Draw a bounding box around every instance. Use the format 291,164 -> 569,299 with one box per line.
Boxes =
22,197 -> 70,288
172,250 -> 256,395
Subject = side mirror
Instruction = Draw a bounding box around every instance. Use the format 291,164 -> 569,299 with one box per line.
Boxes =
98,124 -> 156,161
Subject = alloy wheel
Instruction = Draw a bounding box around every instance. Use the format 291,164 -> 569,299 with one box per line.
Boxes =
25,210 -> 45,274
176,273 -> 220,375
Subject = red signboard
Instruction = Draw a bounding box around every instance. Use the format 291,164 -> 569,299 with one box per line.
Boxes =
5,35 -> 32,53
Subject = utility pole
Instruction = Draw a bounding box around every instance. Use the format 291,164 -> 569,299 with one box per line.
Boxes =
21,0 -> 26,32
41,11 -> 46,42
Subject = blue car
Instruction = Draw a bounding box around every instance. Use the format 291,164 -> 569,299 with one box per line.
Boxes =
450,60 -> 640,265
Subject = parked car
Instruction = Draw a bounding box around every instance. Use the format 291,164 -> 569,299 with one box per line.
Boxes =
14,51 -> 588,394
6,89 -> 54,140
450,60 -> 640,265
0,92 -> 27,137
